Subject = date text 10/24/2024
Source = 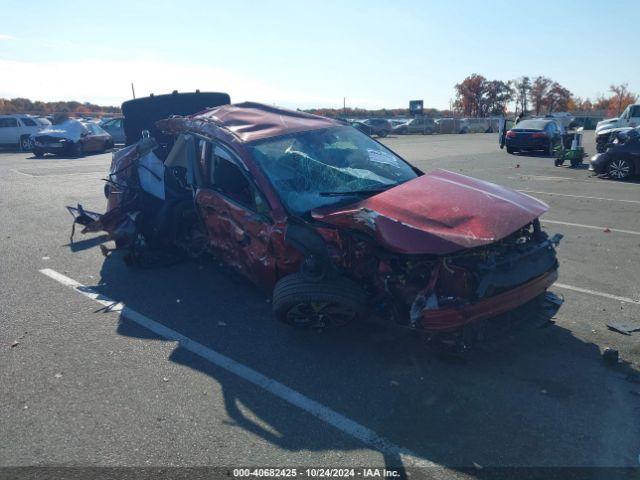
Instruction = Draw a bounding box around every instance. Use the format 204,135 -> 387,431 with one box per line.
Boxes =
233,468 -> 401,478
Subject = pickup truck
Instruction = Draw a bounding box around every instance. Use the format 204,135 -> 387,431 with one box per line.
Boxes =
595,103 -> 640,134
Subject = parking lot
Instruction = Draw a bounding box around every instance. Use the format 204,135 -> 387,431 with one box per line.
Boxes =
1,131 -> 639,477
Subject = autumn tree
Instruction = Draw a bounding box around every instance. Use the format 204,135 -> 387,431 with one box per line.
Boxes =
609,84 -> 638,115
454,74 -> 487,117
545,82 -> 573,112
513,76 -> 531,115
529,76 -> 552,115
482,80 -> 514,116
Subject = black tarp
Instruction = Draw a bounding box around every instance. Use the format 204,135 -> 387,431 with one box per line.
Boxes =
122,91 -> 230,146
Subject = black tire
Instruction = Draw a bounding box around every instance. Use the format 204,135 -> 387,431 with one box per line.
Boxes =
606,158 -> 632,180
20,135 -> 32,152
71,142 -> 84,158
378,130 -> 389,138
33,148 -> 45,158
273,273 -> 367,328
506,147 -> 514,154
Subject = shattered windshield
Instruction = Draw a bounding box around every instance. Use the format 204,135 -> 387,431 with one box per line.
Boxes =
250,126 -> 418,215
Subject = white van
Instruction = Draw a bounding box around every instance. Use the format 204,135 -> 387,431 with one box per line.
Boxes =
0,115 -> 51,150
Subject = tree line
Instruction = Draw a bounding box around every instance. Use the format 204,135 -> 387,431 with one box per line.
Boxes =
0,98 -> 121,116
456,74 -> 638,118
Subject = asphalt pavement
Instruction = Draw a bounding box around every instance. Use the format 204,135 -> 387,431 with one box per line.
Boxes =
1,132 -> 639,478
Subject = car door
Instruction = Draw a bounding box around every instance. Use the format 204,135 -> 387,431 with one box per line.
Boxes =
0,117 -> 19,145
195,140 -> 277,288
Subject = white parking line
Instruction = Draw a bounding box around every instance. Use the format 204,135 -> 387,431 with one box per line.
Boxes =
541,219 -> 640,236
554,283 -> 640,305
519,190 -> 640,205
39,268 -> 434,468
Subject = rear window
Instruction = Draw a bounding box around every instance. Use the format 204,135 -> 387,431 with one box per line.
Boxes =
514,120 -> 547,130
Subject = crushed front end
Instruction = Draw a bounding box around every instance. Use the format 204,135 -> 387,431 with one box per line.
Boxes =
370,220 -> 562,332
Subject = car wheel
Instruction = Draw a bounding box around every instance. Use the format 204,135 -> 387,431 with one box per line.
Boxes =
506,147 -> 514,154
272,273 -> 367,328
606,158 -> 632,180
378,130 -> 388,138
20,135 -> 32,152
33,148 -> 45,158
72,142 -> 84,158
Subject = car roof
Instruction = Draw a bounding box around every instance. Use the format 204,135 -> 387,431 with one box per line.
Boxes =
188,102 -> 341,143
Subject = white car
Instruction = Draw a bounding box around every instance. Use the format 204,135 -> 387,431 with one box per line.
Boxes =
595,104 -> 640,133
0,114 -> 51,151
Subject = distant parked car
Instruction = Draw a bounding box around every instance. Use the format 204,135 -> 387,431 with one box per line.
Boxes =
434,118 -> 458,134
590,126 -> 640,180
392,117 -> 436,135
505,118 -> 562,155
354,118 -> 392,137
0,114 -> 50,151
459,118 -> 489,134
100,117 -> 125,144
32,119 -> 113,157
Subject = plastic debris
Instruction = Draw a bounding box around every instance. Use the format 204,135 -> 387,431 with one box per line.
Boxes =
606,321 -> 640,336
602,348 -> 619,365
11,341 -> 20,348
54,373 -> 63,379
42,256 -> 50,260
162,377 -> 169,382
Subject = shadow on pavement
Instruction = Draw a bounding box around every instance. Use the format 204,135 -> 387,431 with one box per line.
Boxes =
78,251 -> 640,475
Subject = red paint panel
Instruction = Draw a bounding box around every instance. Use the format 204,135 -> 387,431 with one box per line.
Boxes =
312,169 -> 548,255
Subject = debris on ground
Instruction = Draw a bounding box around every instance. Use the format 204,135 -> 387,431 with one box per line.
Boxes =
603,228 -> 611,233
162,377 -> 169,382
42,256 -> 50,260
602,348 -> 619,365
54,373 -> 63,379
11,341 -> 20,348
606,320 -> 640,336
473,462 -> 483,470
545,291 -> 564,306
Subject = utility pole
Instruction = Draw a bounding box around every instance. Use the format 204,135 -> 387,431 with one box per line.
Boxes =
131,83 -> 136,99
343,97 -> 346,116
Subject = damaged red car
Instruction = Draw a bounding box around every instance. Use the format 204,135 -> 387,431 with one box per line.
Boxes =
70,102 -> 562,341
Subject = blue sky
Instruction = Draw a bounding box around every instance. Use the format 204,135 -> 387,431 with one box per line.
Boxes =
1,0 -> 638,109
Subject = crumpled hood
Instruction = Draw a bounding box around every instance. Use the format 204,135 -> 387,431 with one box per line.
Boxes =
311,169 -> 549,255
